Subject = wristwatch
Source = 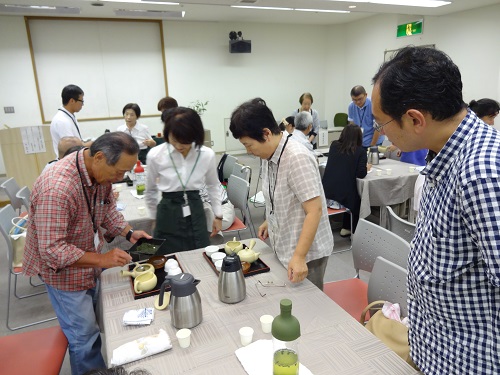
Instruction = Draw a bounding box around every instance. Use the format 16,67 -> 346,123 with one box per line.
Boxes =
126,229 -> 134,242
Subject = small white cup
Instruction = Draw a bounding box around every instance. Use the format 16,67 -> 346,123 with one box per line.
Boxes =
211,252 -> 226,262
164,259 -> 179,272
239,326 -> 254,347
137,206 -> 146,216
386,168 -> 392,175
205,245 -> 219,257
168,267 -> 182,276
260,315 -> 274,334
409,166 -> 416,173
214,259 -> 223,272
176,328 -> 191,348
376,170 -> 382,176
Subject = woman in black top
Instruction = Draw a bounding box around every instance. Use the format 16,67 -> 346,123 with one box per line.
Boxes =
322,124 -> 369,235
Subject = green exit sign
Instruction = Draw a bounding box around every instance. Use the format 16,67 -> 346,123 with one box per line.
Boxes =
397,20 -> 423,38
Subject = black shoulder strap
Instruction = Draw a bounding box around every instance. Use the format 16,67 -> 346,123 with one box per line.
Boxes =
217,153 -> 228,182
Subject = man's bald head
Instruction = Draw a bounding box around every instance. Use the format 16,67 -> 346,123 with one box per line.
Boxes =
58,136 -> 83,159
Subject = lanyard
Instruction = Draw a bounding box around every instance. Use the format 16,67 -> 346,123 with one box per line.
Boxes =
59,108 -> 82,139
75,150 -> 97,232
268,134 -> 290,214
168,145 -> 201,203
359,106 -> 366,125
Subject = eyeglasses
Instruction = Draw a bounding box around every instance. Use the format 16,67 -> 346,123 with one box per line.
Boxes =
255,280 -> 286,297
373,118 -> 395,132
76,99 -> 84,104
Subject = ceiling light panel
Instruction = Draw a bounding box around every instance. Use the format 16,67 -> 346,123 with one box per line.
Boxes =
114,8 -> 185,17
0,3 -> 80,14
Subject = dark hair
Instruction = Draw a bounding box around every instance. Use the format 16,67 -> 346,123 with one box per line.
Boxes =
350,85 -> 366,97
336,124 -> 362,154
122,103 -> 141,118
157,96 -> 178,112
229,98 -> 281,142
468,98 -> 500,118
61,84 -> 84,105
278,116 -> 295,131
90,132 -> 139,165
299,92 -> 313,105
372,46 -> 466,122
162,107 -> 204,146
83,366 -> 151,375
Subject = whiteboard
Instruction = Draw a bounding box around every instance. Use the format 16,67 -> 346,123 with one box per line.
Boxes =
27,18 -> 167,122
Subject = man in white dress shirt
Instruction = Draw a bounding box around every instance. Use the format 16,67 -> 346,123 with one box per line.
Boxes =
50,84 -> 92,157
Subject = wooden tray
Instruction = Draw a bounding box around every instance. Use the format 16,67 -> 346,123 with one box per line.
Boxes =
203,246 -> 270,277
128,254 -> 184,300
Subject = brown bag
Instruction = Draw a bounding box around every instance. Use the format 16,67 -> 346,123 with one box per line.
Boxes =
360,300 -> 417,369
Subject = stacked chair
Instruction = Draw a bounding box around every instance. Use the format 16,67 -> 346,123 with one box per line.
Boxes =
386,206 -> 416,243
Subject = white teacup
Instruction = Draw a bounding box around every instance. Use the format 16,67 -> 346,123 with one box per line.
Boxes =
409,166 -> 416,172
376,170 -> 382,176
137,206 -> 146,216
386,168 -> 392,175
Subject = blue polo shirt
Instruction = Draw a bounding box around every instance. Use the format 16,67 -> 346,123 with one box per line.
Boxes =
348,97 -> 384,147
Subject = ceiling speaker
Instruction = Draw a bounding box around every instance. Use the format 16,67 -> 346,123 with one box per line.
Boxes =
229,40 -> 251,54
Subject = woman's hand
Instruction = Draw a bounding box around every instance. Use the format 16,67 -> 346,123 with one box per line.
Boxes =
367,163 -> 372,171
210,218 -> 222,237
258,220 -> 269,241
287,254 -> 308,283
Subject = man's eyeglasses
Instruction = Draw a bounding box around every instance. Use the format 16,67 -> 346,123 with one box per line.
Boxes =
373,118 -> 395,132
76,99 -> 84,104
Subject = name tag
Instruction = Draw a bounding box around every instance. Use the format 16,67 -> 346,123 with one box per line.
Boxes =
182,204 -> 191,217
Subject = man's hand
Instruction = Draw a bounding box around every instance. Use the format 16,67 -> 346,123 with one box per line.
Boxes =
258,220 -> 269,241
287,254 -> 308,283
100,249 -> 132,268
129,230 -> 152,244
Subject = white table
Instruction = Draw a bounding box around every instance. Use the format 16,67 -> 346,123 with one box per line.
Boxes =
98,239 -> 418,375
356,158 -> 419,226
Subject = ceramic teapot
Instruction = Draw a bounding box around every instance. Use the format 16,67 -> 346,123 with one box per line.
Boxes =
225,237 -> 243,255
134,272 -> 158,294
237,240 -> 260,263
121,262 -> 155,278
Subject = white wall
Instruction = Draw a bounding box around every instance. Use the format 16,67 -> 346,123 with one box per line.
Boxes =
324,4 -> 500,124
1,4 -> 499,174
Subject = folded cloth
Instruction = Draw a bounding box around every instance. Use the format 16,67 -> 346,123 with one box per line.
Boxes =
235,339 -> 313,375
130,190 -> 145,199
110,328 -> 172,367
116,203 -> 127,211
123,308 -> 155,326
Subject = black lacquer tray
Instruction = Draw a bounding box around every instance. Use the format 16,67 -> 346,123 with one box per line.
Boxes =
203,245 -> 270,277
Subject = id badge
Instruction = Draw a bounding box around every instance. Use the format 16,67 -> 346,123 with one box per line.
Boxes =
182,204 -> 191,217
93,231 -> 100,250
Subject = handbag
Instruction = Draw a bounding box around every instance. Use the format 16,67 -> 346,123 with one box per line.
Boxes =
360,300 -> 417,369
9,215 -> 28,268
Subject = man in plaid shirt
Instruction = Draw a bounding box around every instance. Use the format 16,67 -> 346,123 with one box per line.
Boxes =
372,46 -> 500,374
24,132 -> 152,375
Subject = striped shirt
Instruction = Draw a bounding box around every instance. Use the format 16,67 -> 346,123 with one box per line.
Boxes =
23,150 -> 128,291
408,110 -> 500,374
262,133 -> 333,267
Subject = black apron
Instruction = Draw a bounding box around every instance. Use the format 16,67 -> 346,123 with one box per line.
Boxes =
154,190 -> 209,253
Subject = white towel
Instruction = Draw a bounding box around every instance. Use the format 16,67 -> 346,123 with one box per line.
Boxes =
235,339 -> 313,375
110,328 -> 172,367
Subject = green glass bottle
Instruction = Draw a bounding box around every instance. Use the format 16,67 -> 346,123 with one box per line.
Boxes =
272,299 -> 300,375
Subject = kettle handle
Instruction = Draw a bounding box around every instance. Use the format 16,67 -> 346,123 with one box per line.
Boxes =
159,278 -> 172,305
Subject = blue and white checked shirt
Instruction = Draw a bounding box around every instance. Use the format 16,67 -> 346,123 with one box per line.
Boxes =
408,110 -> 500,374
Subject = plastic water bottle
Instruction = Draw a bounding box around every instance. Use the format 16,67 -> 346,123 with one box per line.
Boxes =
272,299 -> 300,375
134,160 -> 145,195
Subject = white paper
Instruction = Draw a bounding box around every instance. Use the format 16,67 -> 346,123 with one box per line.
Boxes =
21,126 -> 46,154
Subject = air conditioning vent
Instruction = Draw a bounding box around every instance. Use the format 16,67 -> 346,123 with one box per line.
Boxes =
114,9 -> 185,18
0,3 -> 80,15
239,0 -> 258,4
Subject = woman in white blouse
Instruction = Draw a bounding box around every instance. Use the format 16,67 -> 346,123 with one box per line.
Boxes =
117,103 -> 156,164
145,107 -> 222,252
